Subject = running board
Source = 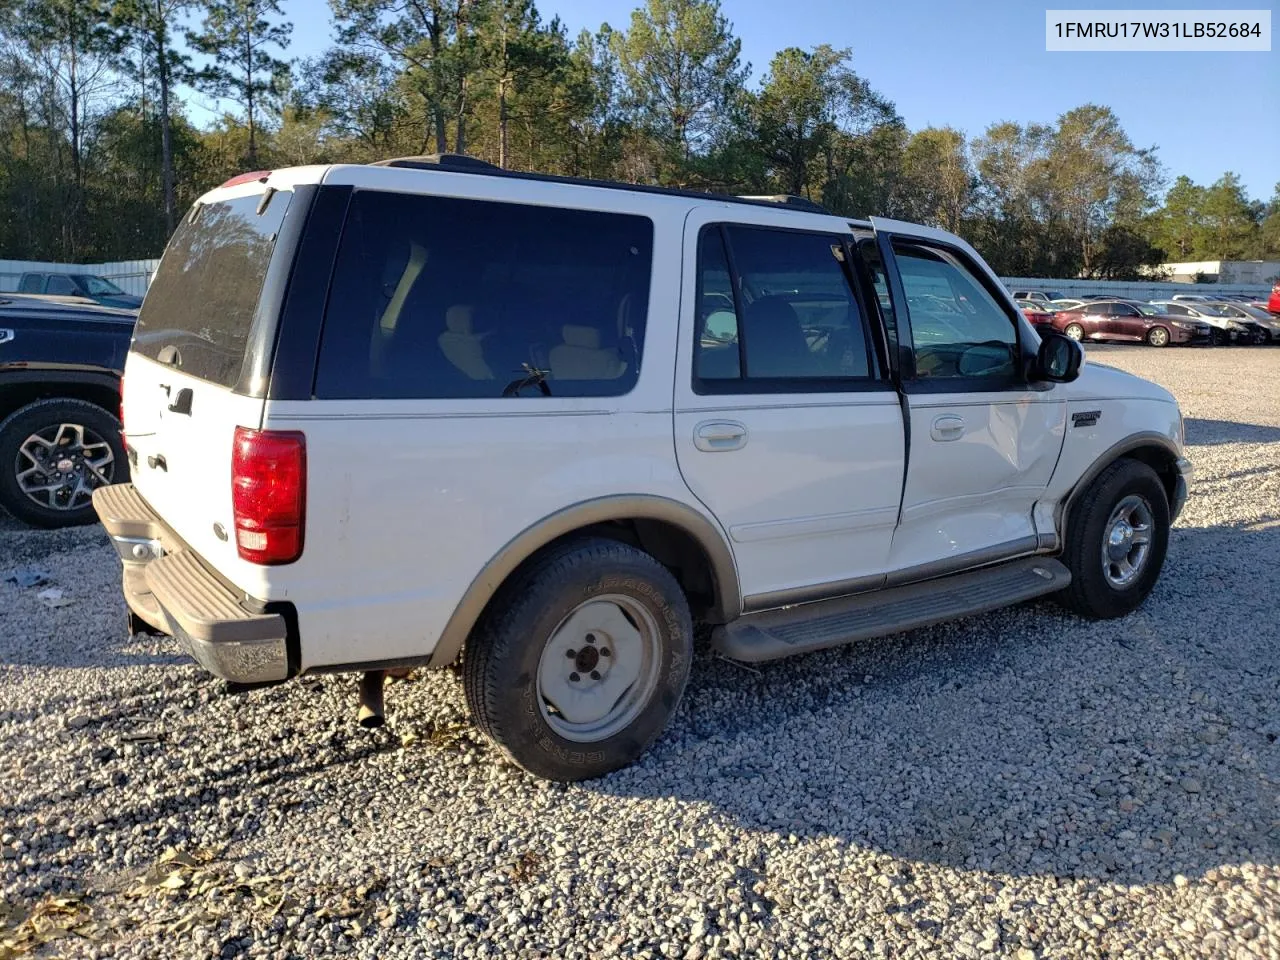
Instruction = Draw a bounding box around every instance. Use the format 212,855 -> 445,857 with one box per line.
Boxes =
712,557 -> 1070,663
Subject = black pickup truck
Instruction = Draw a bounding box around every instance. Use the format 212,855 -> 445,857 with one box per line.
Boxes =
0,294 -> 135,527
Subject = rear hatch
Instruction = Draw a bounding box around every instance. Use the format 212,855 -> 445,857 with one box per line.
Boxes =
123,180 -> 306,588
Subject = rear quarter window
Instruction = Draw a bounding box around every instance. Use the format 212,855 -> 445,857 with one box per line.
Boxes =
314,191 -> 654,400
132,190 -> 292,388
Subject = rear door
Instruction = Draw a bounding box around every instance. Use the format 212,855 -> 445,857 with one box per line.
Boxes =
871,218 -> 1066,576
673,207 -> 905,607
123,183 -> 304,585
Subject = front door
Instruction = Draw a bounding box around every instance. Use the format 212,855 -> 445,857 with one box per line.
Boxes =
673,207 -> 906,607
872,220 -> 1067,577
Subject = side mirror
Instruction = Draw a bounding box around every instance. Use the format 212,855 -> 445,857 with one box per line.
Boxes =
1034,331 -> 1083,383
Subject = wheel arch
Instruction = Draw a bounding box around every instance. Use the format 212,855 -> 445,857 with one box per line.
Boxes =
428,495 -> 741,668
1057,433 -> 1181,540
0,373 -> 121,424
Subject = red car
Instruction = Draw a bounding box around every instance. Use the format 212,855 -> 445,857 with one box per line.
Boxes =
1048,300 -> 1210,347
1268,282 -> 1280,315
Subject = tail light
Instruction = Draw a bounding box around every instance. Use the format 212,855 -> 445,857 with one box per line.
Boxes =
232,427 -> 306,564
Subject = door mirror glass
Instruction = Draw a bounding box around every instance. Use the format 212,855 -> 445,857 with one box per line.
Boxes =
1034,332 -> 1083,383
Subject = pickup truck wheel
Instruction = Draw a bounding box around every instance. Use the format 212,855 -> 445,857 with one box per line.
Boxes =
0,398 -> 126,528
1057,458 -> 1170,619
463,537 -> 693,781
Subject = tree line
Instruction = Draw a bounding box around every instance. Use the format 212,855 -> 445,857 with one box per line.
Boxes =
1,0 -> 1277,279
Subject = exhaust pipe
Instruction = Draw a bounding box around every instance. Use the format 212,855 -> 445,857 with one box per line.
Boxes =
357,671 -> 386,728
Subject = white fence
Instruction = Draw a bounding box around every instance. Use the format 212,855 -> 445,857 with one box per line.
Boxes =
999,276 -> 1272,300
0,258 -> 159,297
0,260 -> 1271,304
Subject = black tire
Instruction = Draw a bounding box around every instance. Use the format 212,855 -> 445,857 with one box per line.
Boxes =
1064,323 -> 1084,342
1057,458 -> 1170,620
0,398 -> 126,528
463,536 -> 693,781
1146,326 -> 1170,347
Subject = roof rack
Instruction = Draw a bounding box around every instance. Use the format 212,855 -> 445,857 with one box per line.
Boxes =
364,154 -> 833,215
736,194 -> 828,213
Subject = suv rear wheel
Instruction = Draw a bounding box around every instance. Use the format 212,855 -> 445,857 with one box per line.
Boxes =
0,398 -> 126,528
1057,458 -> 1170,619
463,537 -> 693,781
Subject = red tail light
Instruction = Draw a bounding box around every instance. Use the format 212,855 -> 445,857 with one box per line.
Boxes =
232,428 -> 306,564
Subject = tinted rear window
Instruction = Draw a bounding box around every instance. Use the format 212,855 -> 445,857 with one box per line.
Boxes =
132,190 -> 292,387
315,191 -> 653,399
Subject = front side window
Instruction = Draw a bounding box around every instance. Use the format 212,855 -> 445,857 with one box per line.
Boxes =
693,225 -> 873,390
892,242 -> 1017,381
316,191 -> 653,400
46,276 -> 77,295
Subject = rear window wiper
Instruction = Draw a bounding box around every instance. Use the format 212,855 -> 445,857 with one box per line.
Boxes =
502,363 -> 552,398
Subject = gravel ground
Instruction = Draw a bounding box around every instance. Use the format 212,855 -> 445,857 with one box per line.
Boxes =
2,345 -> 1278,960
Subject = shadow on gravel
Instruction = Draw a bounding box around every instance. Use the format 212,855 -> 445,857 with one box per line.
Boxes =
1183,418 -> 1280,445
589,520 -> 1280,887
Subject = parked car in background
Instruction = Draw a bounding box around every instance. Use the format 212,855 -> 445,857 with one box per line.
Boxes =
1015,298 -> 1056,332
1050,298 -> 1086,310
1010,289 -> 1065,304
1150,301 -> 1251,345
17,271 -> 144,309
0,298 -> 134,526
1050,300 -> 1207,346
1269,282 -> 1280,315
1205,302 -> 1280,343
1169,294 -> 1215,303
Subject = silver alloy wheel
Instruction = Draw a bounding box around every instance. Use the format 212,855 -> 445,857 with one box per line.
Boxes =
15,422 -> 115,512
535,594 -> 662,743
1148,327 -> 1169,346
1065,324 -> 1084,341
1101,494 -> 1154,588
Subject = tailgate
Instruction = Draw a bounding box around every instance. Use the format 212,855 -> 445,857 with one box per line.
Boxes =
123,353 -> 264,577
122,182 -> 300,588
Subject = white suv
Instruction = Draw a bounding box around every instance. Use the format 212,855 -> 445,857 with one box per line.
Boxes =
95,156 -> 1191,781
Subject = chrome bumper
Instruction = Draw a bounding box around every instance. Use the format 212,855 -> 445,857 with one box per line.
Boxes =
92,484 -> 290,684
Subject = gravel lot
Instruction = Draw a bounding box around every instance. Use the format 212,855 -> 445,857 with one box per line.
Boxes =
3,345 -> 1278,960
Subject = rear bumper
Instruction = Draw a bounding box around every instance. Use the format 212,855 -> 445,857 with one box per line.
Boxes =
92,484 -> 289,684
1171,458 -> 1192,523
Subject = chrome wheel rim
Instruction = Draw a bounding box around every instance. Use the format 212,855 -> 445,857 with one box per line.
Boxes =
1149,328 -> 1168,346
535,594 -> 662,743
1101,494 -> 1154,589
1065,325 -> 1083,341
15,422 -> 115,512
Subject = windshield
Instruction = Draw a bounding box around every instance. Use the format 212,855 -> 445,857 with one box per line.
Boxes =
76,275 -> 126,296
132,190 -> 293,388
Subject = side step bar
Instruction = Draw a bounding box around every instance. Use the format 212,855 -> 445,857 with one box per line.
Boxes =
712,557 -> 1071,663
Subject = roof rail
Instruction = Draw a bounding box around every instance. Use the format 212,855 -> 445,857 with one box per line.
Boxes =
737,194 -> 829,213
363,154 -> 836,215
370,153 -> 500,172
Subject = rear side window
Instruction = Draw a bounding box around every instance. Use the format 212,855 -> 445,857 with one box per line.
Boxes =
315,191 -> 653,399
692,225 -> 873,391
132,191 -> 293,388
46,276 -> 76,295
18,275 -> 43,293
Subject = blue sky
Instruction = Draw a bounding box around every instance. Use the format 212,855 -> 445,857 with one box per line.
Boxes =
185,0 -> 1280,202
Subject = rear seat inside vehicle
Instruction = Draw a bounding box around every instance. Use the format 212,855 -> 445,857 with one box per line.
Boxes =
549,324 -> 628,380
437,305 -> 494,380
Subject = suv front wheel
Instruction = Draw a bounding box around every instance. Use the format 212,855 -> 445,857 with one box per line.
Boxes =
1057,458 -> 1171,619
463,537 -> 693,781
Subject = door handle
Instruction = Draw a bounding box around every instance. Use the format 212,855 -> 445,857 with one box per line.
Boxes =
693,420 -> 748,452
930,415 -> 965,441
